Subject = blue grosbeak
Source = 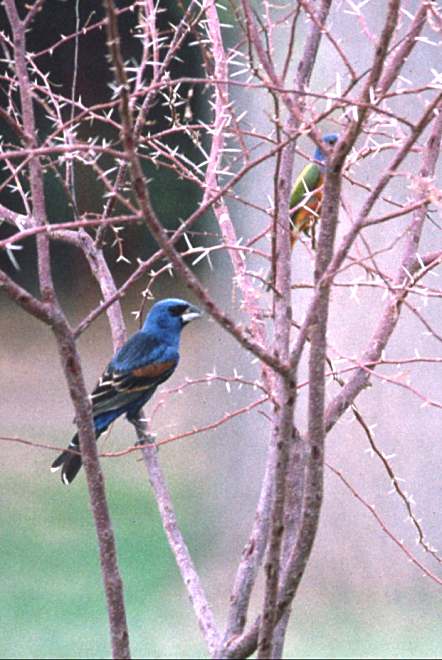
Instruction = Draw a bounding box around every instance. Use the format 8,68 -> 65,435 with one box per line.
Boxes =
51,298 -> 202,484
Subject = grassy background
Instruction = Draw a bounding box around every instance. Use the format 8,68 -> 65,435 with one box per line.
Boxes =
1,468 -> 440,659
1,290 -> 440,660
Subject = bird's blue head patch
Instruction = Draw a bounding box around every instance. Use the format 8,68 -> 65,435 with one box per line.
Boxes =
143,298 -> 202,334
313,133 -> 339,164
323,133 -> 339,146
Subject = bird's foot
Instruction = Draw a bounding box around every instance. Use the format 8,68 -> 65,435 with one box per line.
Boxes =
127,415 -> 157,446
135,431 -> 157,447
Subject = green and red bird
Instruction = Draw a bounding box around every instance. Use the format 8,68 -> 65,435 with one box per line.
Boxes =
268,133 -> 338,288
288,132 -> 338,246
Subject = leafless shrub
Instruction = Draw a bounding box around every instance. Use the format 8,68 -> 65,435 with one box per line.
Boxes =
1,1 -> 441,658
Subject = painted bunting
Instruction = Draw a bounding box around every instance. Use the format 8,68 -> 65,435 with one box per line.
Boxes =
268,133 -> 338,288
288,133 -> 338,246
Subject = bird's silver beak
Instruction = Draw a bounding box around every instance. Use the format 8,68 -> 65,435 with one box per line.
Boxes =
182,304 -> 202,324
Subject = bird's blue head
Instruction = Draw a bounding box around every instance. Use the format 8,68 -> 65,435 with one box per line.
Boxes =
143,298 -> 202,336
313,133 -> 339,165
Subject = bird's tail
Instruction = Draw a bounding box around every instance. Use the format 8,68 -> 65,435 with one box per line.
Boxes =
51,433 -> 82,485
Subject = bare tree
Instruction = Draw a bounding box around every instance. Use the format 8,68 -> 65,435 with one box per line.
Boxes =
1,1 -> 441,658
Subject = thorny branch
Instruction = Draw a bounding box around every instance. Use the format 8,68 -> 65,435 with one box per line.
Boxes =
2,1 -> 131,658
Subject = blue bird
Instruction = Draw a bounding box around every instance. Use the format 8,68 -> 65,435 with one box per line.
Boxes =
51,298 -> 202,485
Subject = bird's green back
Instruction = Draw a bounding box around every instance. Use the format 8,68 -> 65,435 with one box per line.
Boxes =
289,162 -> 322,211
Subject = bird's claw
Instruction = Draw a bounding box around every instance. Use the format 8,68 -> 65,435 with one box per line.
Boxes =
135,432 -> 157,447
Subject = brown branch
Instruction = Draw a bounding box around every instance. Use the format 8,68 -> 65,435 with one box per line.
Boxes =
327,464 -> 442,586
290,91 -> 442,372
258,3 -> 332,657
325,108 -> 442,433
101,1 -> 223,654
51,318 -> 131,659
3,3 -> 131,656
135,419 -> 222,656
349,404 -> 442,564
0,269 -> 52,324
102,1 -> 288,379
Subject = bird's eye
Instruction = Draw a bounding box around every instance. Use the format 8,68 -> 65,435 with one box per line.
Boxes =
169,304 -> 187,317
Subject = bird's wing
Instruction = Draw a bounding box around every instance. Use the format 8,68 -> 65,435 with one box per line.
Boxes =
289,163 -> 322,211
89,332 -> 179,416
90,358 -> 178,416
